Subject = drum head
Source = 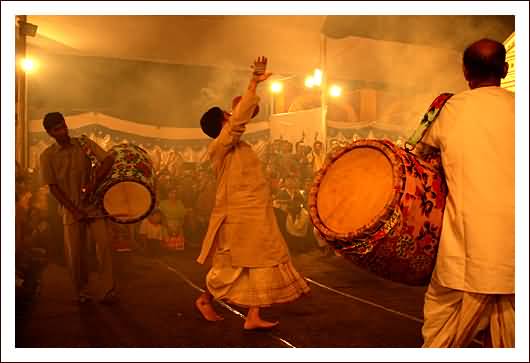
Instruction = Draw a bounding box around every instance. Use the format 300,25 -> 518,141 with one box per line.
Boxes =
316,146 -> 394,234
103,181 -> 153,223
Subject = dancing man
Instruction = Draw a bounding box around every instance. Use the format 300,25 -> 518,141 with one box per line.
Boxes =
195,56 -> 310,330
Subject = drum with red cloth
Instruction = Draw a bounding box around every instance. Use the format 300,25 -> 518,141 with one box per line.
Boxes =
308,94 -> 452,285
94,144 -> 156,224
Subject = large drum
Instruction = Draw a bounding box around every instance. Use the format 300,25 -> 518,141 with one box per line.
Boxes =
94,144 -> 156,224
308,138 -> 447,285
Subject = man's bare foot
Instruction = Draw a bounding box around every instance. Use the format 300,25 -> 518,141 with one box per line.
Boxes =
243,318 -> 279,330
195,297 -> 224,321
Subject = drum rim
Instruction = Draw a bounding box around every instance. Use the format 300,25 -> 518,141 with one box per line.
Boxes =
98,177 -> 157,224
308,139 -> 406,244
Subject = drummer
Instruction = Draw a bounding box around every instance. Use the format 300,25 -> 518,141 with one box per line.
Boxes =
39,112 -> 118,304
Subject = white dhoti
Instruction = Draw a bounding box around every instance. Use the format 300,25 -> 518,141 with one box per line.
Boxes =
206,228 -> 310,308
422,277 -> 515,348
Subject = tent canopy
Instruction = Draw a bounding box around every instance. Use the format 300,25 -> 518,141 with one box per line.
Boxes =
27,16 -> 326,76
27,15 -> 514,79
321,15 -> 514,51
24,15 -> 514,128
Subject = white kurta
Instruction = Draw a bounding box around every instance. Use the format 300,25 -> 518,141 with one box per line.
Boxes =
197,89 -> 290,268
421,86 -> 515,294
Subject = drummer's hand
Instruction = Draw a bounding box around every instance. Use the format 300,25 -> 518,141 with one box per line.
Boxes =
83,180 -> 97,195
81,185 -> 92,204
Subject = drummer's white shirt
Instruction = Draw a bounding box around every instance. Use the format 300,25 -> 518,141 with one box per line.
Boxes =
40,137 -> 108,225
421,86 -> 514,294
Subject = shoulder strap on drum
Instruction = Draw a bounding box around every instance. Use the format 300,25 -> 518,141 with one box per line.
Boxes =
78,135 -> 101,167
405,93 -> 453,151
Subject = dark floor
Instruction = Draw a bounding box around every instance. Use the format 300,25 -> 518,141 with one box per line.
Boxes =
14,243 -> 429,350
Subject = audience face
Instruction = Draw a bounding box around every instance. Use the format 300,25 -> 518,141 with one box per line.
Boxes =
295,143 -> 304,155
285,176 -> 298,191
303,178 -> 313,193
279,141 -> 289,154
168,188 -> 178,201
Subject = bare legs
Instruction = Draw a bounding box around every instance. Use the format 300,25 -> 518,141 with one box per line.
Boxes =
244,307 -> 279,330
196,292 -> 279,330
195,292 -> 224,321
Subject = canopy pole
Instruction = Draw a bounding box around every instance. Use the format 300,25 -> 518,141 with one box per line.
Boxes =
320,34 -> 328,153
16,15 -> 29,168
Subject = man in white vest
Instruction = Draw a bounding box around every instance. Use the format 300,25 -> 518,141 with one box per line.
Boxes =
420,38 -> 515,347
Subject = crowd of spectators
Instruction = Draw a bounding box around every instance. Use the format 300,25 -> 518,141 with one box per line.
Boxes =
15,134 -> 392,301
141,137 -> 336,257
15,162 -> 58,303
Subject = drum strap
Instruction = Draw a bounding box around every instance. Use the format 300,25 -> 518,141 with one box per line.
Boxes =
78,135 -> 101,168
405,93 -> 453,151
77,135 -> 102,205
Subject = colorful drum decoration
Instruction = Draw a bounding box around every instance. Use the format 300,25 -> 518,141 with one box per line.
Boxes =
94,144 -> 156,224
308,139 -> 448,285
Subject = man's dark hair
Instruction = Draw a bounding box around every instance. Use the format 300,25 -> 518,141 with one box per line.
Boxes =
43,112 -> 65,131
463,39 -> 506,80
200,107 -> 224,139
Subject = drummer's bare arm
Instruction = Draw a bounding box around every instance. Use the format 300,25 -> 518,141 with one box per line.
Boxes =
92,153 -> 115,188
416,119 -> 440,152
86,139 -> 116,192
87,138 -> 108,161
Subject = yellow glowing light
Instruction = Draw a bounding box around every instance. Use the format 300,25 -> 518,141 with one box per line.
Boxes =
329,85 -> 342,97
21,58 -> 37,73
313,69 -> 322,86
305,76 -> 315,88
271,81 -> 283,93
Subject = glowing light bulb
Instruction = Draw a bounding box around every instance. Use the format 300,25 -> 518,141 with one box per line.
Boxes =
271,81 -> 283,93
305,76 -> 315,88
21,58 -> 36,73
313,69 -> 322,86
329,85 -> 342,97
